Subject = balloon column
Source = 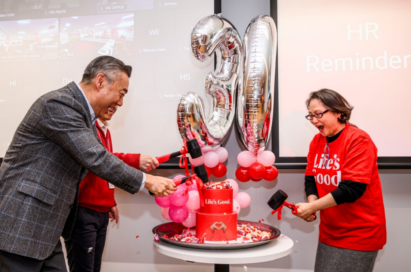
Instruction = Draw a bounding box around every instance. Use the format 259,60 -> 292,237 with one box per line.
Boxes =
190,145 -> 228,178
155,175 -> 199,228
235,150 -> 279,182
154,178 -> 251,226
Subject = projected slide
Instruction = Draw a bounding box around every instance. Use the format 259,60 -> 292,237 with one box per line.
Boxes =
59,13 -> 134,59
277,0 -> 411,157
97,0 -> 153,13
0,0 -> 215,157
3,0 -> 80,12
154,0 -> 209,9
0,18 -> 58,60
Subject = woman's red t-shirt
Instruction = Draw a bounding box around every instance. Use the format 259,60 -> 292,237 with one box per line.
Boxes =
305,123 -> 386,251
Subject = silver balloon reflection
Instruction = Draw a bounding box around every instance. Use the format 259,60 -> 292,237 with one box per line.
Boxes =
236,15 -> 277,156
177,14 -> 242,146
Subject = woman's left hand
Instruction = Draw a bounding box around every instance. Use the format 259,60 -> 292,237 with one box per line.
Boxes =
295,202 -> 317,221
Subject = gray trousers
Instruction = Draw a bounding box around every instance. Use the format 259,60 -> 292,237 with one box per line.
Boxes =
315,241 -> 378,272
0,240 -> 67,272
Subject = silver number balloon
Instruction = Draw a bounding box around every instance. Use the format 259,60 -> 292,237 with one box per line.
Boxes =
177,14 -> 242,146
236,15 -> 277,155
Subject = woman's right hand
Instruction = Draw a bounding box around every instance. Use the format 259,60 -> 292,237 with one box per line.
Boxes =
295,202 -> 317,220
303,212 -> 317,222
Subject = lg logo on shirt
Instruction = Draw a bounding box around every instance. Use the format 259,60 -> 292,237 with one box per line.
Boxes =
312,154 -> 342,187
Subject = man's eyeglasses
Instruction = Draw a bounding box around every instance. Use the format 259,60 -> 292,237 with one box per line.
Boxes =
305,110 -> 329,120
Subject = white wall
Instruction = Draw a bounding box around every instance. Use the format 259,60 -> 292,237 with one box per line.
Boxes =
98,1 -> 411,272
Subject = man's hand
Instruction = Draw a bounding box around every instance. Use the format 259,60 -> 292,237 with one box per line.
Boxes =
140,155 -> 159,172
109,206 -> 119,223
145,174 -> 176,197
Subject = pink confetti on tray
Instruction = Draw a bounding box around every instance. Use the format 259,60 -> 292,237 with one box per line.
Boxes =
160,223 -> 273,244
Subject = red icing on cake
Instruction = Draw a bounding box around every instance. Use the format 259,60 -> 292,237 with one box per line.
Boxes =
202,188 -> 233,213
196,187 -> 237,241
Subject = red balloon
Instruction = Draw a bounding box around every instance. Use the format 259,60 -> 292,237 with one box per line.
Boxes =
264,166 -> 278,181
205,166 -> 212,177
249,163 -> 266,180
235,167 -> 250,182
251,177 -> 262,182
211,163 -> 227,178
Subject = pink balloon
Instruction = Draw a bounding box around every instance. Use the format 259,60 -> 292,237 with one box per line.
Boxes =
169,205 -> 189,223
257,151 -> 276,167
155,195 -> 170,208
215,147 -> 228,163
225,179 -> 239,198
212,145 -> 221,150
203,151 -> 219,168
161,207 -> 170,220
237,151 -> 256,168
185,190 -> 200,211
182,210 -> 197,228
233,199 -> 241,214
235,192 -> 251,208
179,178 -> 197,192
187,178 -> 198,191
201,146 -> 213,154
173,175 -> 186,182
179,182 -> 188,192
189,155 -> 204,166
169,186 -> 189,207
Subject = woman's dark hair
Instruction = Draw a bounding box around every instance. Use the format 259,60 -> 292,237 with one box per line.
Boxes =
306,88 -> 354,124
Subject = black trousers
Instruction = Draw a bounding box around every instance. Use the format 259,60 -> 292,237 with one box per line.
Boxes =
0,240 -> 67,272
65,207 -> 109,272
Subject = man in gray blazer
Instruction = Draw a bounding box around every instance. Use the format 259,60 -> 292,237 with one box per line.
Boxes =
0,56 -> 176,271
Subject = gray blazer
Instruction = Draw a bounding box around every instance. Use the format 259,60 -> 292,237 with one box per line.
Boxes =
0,82 -> 144,260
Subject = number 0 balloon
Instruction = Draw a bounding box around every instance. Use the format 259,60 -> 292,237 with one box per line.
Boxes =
236,15 -> 277,156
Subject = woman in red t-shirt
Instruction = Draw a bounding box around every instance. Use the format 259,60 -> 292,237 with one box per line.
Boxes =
295,89 -> 386,272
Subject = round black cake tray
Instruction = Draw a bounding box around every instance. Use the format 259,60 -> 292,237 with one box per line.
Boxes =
152,220 -> 281,250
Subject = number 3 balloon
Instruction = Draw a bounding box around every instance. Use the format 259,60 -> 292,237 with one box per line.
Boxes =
177,14 -> 242,146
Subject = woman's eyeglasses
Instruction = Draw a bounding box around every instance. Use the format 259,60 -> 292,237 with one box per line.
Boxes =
305,110 -> 329,120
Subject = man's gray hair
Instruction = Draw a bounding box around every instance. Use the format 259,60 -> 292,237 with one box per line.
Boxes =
81,56 -> 132,84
